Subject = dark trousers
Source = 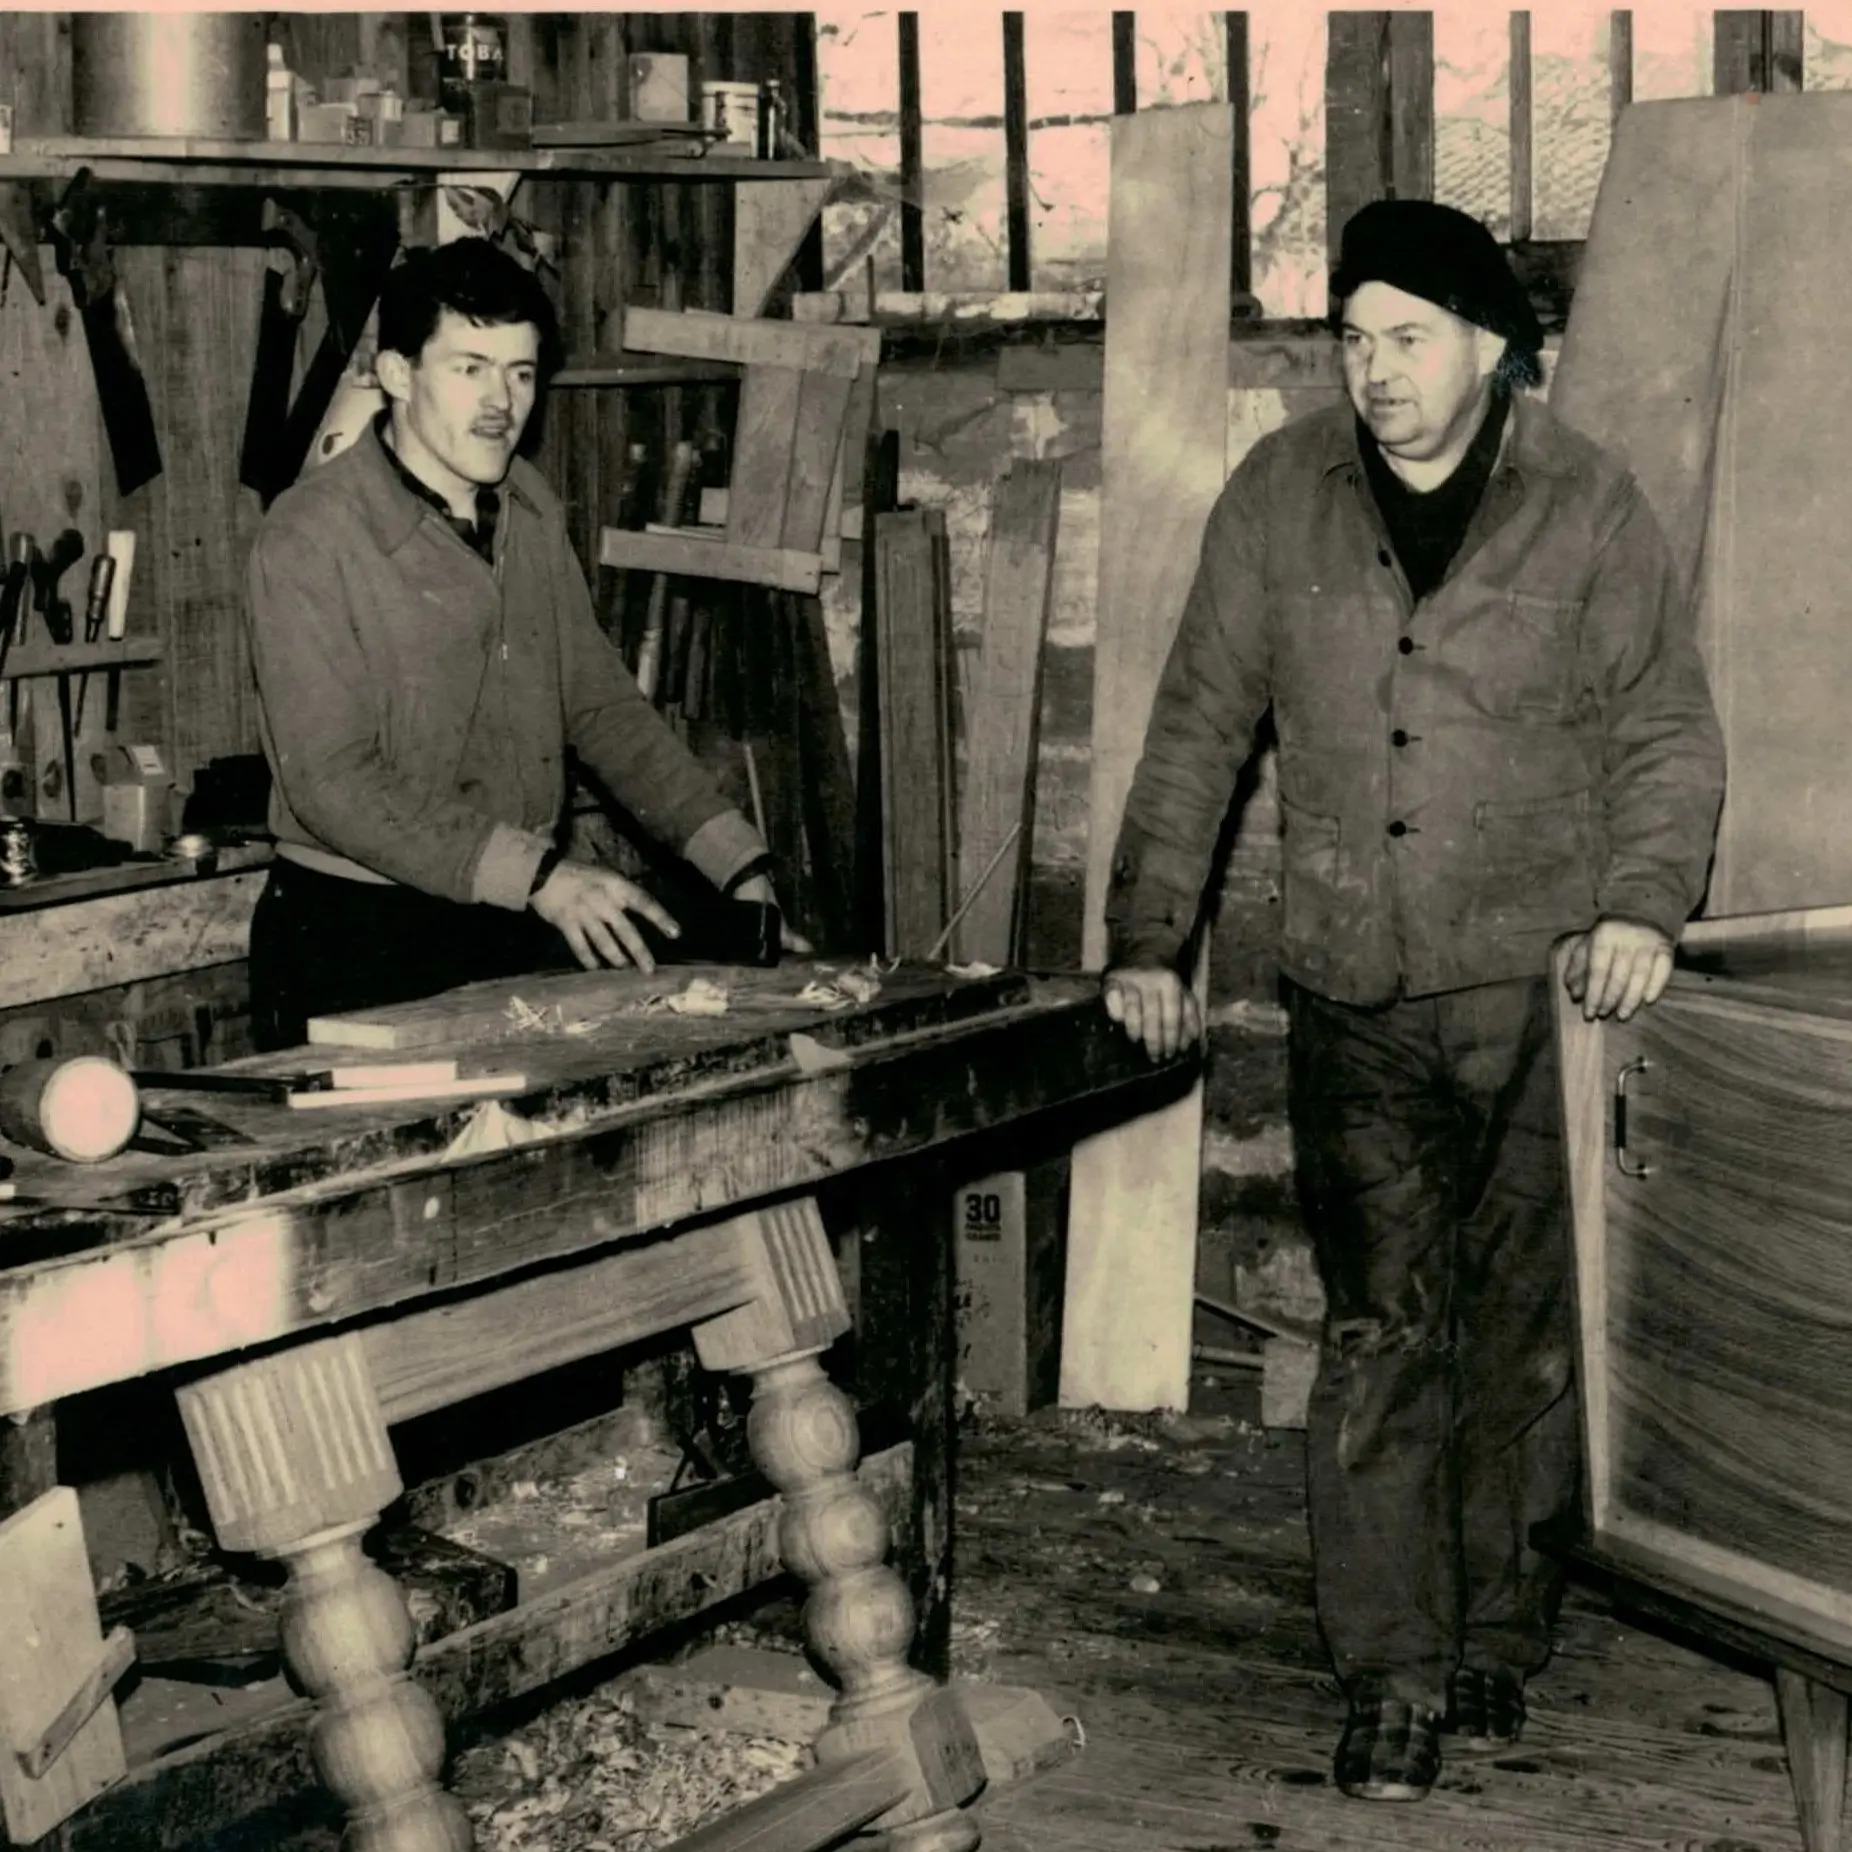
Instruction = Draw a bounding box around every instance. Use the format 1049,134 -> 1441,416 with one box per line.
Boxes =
248,858 -> 574,1053
1286,975 -> 1581,1710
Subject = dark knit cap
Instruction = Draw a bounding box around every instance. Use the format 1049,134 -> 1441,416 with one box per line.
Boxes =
1330,200 -> 1543,381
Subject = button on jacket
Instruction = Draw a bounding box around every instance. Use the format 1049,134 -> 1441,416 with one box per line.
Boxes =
247,425 -> 761,913
1106,395 -> 1725,1004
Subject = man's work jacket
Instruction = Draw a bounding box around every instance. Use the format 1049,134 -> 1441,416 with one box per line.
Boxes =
1106,394 -> 1726,1004
246,425 -> 761,913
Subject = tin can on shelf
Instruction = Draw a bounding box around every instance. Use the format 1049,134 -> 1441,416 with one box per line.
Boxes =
0,818 -> 35,888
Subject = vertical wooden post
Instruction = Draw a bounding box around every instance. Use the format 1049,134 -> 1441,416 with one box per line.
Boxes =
176,1336 -> 471,1852
1715,11 -> 1805,94
1226,12 -> 1253,305
0,1408 -> 56,1516
1002,13 -> 1031,293
1609,11 -> 1634,126
1111,12 -> 1137,116
1510,12 -> 1534,244
695,1197 -> 984,1851
897,14 -> 925,293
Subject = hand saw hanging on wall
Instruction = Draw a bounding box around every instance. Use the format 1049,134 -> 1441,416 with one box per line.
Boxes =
239,199 -> 400,507
48,171 -> 163,498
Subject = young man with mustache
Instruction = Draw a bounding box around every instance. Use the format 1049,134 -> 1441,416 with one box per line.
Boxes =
1100,200 -> 1724,1801
244,239 -> 785,1051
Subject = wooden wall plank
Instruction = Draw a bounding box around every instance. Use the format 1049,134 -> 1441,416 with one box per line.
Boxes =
1610,10 -> 1635,122
1003,12 -> 1031,293
955,460 -> 1061,968
113,247 -> 267,789
1511,12 -> 1535,242
898,12 -> 926,292
1715,10 -> 1805,92
1387,11 -> 1436,200
1227,12 -> 1253,304
1111,12 -> 1137,115
874,507 -> 954,959
1325,12 -> 1389,265
1063,103 -> 1231,1414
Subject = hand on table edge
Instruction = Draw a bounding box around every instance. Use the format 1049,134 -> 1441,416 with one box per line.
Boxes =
1102,962 -> 1203,1063
1561,916 -> 1676,1023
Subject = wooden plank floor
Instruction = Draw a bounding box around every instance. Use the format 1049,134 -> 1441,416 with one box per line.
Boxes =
958,1378 -> 1809,1852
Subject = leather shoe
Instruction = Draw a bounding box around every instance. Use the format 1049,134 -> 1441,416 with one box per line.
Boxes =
1445,1665 -> 1526,1749
1334,1679 -> 1442,1802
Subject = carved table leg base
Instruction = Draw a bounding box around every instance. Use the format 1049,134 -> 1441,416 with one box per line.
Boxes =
745,1352 -> 986,1842
176,1335 -> 475,1852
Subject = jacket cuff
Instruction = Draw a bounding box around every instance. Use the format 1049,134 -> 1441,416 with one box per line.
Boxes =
1595,879 -> 1692,946
683,808 -> 768,893
472,822 -> 554,912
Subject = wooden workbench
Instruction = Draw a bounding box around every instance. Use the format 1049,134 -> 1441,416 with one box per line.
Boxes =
0,957 -> 1190,1852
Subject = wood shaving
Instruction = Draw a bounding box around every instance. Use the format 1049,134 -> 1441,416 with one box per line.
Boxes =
504,996 -> 607,1037
452,1683 -> 808,1852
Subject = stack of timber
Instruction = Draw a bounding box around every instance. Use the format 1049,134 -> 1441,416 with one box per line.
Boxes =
1061,102 -> 1234,1414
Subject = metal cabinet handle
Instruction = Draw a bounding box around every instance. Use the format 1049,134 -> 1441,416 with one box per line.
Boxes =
1614,1057 -> 1652,1180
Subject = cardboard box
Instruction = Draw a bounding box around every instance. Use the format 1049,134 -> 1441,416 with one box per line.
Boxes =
954,1162 -> 1068,1417
629,52 -> 690,124
99,744 -> 173,854
400,106 -> 463,149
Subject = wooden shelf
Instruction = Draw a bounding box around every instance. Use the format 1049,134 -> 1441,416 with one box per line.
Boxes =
0,638 -> 163,681
0,135 -> 836,190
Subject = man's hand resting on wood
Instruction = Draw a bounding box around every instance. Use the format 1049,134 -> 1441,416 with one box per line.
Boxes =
1561,916 -> 1675,1023
530,860 -> 681,972
1102,964 -> 1202,1062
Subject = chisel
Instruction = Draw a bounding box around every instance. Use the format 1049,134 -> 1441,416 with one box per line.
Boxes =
32,531 -> 85,820
2,535 -> 32,740
101,530 -> 135,733
73,551 -> 114,732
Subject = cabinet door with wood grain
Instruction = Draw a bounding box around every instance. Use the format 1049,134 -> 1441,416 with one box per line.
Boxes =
1559,974 -> 1852,1655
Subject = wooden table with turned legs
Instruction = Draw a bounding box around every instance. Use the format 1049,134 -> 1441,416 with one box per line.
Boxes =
0,962 -> 1191,1852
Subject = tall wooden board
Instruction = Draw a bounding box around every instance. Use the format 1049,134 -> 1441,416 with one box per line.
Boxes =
1553,94 -> 1852,917
954,459 -> 1062,969
1061,103 -> 1232,1413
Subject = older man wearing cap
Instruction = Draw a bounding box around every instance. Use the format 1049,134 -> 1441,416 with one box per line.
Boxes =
1100,200 -> 1724,1801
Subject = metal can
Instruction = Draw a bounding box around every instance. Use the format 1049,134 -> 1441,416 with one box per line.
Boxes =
0,818 -> 34,888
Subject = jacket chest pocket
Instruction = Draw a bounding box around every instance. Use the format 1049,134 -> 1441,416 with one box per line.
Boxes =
1451,591 -> 1585,721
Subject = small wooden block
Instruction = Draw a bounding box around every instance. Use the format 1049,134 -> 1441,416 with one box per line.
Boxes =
631,1645 -> 1076,1788
1261,1336 -> 1319,1432
0,1486 -> 128,1842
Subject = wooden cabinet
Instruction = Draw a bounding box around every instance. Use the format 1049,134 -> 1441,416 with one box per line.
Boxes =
1555,907 -> 1852,1850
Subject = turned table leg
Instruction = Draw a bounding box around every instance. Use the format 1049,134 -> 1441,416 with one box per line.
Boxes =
696,1197 -> 987,1852
176,1334 -> 472,1852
